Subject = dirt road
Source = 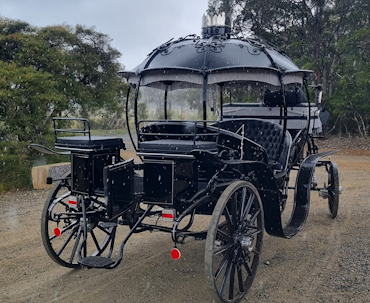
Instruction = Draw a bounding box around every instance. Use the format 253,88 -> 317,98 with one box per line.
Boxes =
1,150 -> 370,303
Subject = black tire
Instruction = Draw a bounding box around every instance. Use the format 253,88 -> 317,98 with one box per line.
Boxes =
41,174 -> 117,268
205,181 -> 264,303
328,163 -> 339,219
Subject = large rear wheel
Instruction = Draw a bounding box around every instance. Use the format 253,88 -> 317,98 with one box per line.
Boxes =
205,181 -> 264,303
41,174 -> 117,268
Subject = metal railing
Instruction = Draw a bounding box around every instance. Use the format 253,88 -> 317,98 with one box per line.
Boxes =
53,118 -> 91,142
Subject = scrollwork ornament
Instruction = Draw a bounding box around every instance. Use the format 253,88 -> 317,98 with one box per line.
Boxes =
195,36 -> 226,53
147,34 -> 201,57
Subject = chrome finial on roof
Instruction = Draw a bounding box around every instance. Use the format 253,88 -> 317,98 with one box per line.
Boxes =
202,12 -> 226,27
202,12 -> 230,39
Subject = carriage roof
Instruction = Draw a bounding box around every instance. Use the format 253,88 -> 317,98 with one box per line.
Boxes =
119,34 -> 312,90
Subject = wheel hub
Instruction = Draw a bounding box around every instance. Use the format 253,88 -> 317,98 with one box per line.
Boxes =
234,233 -> 253,252
240,236 -> 253,252
80,217 -> 96,232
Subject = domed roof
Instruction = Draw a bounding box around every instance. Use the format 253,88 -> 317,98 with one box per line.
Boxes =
119,33 -> 312,90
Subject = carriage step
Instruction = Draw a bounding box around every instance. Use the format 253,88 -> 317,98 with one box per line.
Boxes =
79,256 -> 114,268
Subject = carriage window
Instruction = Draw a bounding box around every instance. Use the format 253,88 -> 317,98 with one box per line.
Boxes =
138,86 -> 220,122
223,82 -> 280,105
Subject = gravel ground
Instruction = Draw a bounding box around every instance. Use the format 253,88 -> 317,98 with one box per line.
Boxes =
1,141 -> 370,303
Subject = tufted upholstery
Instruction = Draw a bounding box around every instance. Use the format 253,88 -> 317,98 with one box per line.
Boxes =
218,119 -> 292,170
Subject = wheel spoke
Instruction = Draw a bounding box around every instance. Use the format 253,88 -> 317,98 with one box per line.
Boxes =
69,228 -> 82,263
241,250 -> 254,277
216,228 -> 233,242
220,257 -> 233,297
49,220 -> 79,241
229,262 -> 236,300
237,262 -> 244,293
56,225 -> 79,256
240,187 -> 247,220
214,242 -> 234,256
231,194 -> 238,229
242,193 -> 255,221
247,229 -> 262,238
248,208 -> 261,225
224,206 -> 235,233
214,249 -> 232,281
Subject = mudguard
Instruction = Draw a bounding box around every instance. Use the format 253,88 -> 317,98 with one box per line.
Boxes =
282,150 -> 338,238
267,150 -> 338,238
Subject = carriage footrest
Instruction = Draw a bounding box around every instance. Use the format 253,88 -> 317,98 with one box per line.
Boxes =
79,256 -> 114,268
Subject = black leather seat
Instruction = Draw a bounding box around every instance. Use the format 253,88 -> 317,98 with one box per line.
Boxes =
55,136 -> 125,151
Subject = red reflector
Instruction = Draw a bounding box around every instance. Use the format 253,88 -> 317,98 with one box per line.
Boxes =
162,209 -> 176,221
54,227 -> 61,237
171,248 -> 181,260
69,196 -> 77,206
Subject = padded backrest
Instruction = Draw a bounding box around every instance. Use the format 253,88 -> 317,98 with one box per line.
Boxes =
139,121 -> 218,143
264,87 -> 307,107
218,119 -> 292,170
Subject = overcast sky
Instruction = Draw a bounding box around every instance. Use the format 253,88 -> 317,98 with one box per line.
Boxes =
0,0 -> 209,70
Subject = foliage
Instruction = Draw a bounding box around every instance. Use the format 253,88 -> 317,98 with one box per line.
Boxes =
208,0 -> 370,136
0,18 -> 126,191
0,62 -> 61,142
0,141 -> 32,191
327,28 -> 370,137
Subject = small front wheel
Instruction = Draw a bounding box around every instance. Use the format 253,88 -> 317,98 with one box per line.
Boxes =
41,174 -> 117,268
205,181 -> 264,303
328,163 -> 339,219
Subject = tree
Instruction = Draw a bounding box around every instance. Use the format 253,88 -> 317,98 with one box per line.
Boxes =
208,1 -> 357,91
0,18 -> 125,190
207,0 -> 370,136
0,19 -> 123,120
0,62 -> 62,142
327,27 -> 370,137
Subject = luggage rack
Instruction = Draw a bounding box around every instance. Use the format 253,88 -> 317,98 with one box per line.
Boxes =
53,117 -> 92,141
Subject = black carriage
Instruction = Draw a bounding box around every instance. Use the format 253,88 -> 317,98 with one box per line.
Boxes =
32,14 -> 341,303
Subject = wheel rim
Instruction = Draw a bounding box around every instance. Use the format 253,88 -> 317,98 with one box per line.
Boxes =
41,175 -> 116,268
328,163 -> 339,219
205,181 -> 264,303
